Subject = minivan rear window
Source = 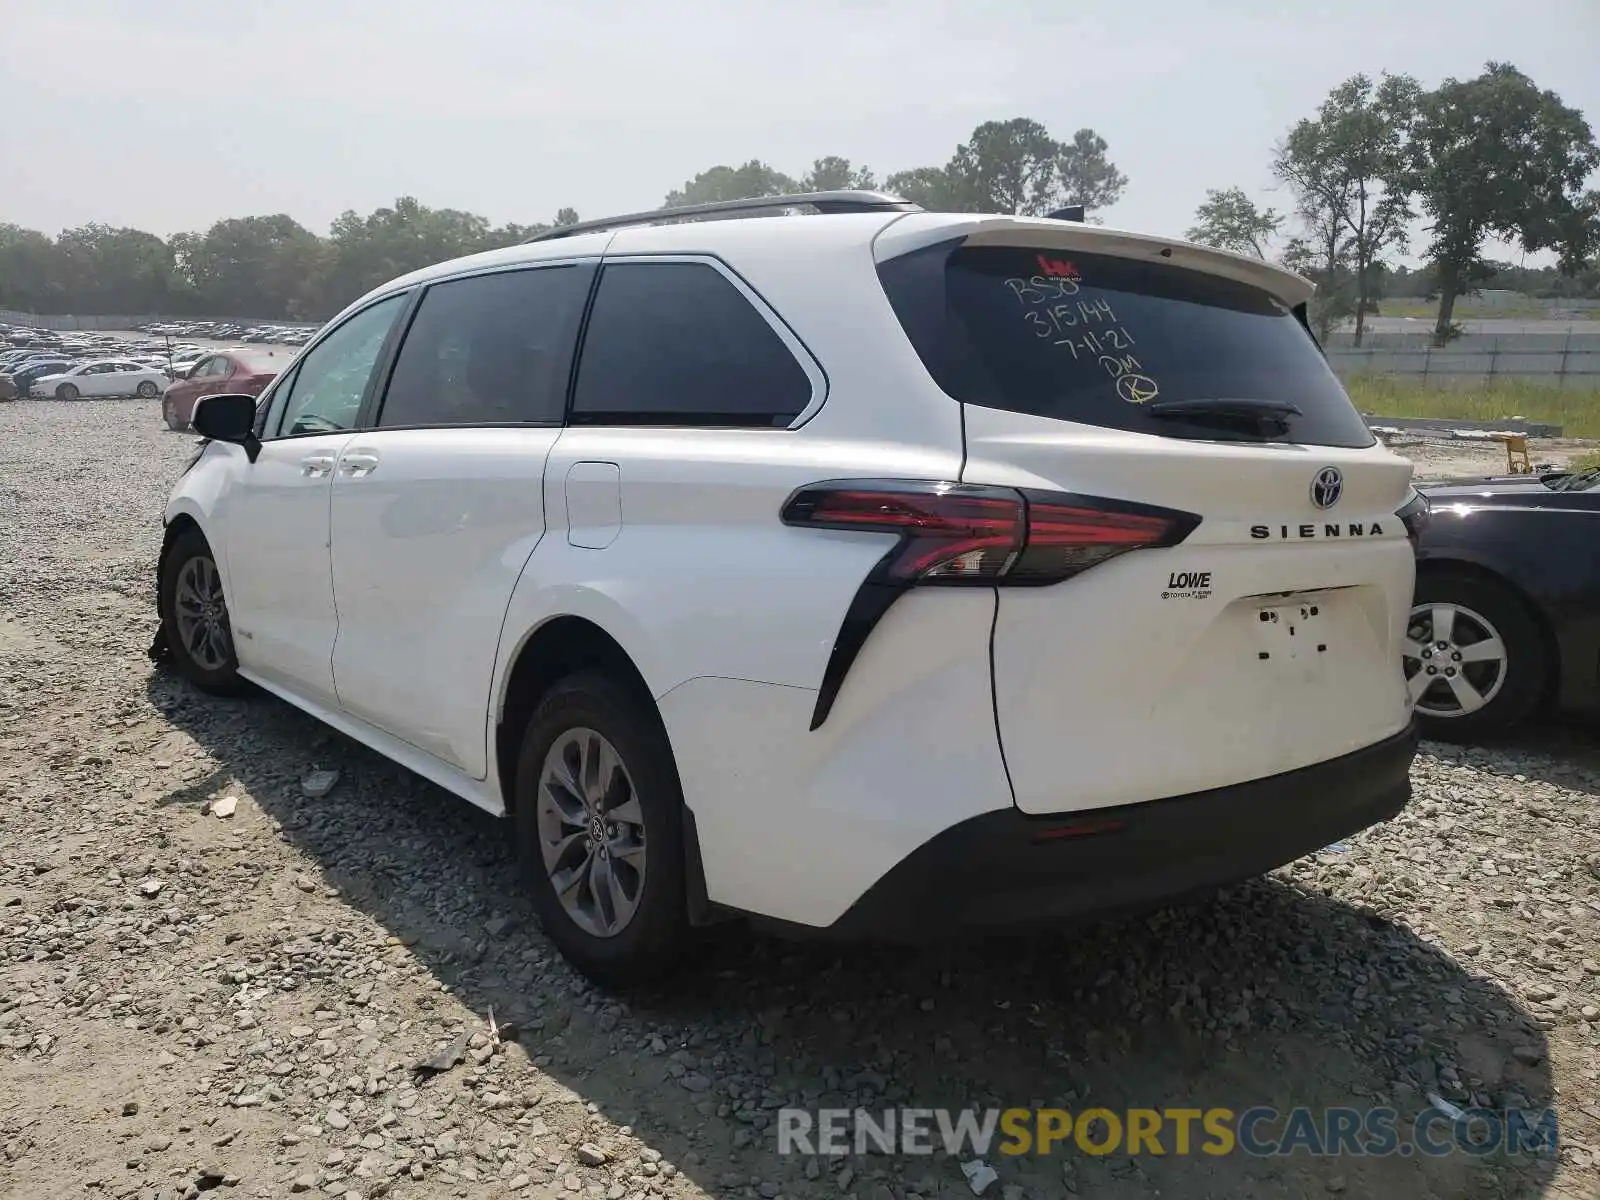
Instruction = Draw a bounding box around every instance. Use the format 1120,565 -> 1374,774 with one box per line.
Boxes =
877,241 -> 1375,449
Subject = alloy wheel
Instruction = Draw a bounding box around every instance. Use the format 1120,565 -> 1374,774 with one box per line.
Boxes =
535,727 -> 647,937
1403,602 -> 1508,718
173,554 -> 233,671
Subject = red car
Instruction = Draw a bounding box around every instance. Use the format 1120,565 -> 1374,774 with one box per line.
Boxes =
161,348 -> 286,431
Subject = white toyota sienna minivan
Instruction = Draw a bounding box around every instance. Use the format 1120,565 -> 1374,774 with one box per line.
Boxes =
153,191 -> 1426,984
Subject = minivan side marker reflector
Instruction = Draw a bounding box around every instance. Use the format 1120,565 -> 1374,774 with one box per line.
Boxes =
1029,817 -> 1125,842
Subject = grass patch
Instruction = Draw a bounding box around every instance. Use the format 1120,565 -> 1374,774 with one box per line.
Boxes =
1569,450 -> 1600,473
1372,301 -> 1599,321
1342,375 -> 1600,439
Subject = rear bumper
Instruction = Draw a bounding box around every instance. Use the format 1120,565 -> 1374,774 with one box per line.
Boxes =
820,723 -> 1418,942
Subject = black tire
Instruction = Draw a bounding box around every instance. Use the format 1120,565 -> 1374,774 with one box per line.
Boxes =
512,671 -> 688,987
1408,569 -> 1547,742
56,382 -> 79,401
137,380 -> 160,398
157,526 -> 245,695
162,398 -> 184,431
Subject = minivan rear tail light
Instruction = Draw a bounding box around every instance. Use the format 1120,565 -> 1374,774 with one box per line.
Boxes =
780,480 -> 1198,588
1009,492 -> 1197,584
780,479 -> 1201,728
779,482 -> 1023,582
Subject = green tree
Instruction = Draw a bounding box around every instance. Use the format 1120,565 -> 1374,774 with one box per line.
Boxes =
1275,73 -> 1420,345
945,118 -> 1063,214
1280,212 -> 1354,344
887,118 -> 1126,216
481,210 -> 583,252
53,224 -> 177,314
1054,128 -> 1129,214
661,161 -> 799,208
800,156 -> 878,192
177,215 -> 325,318
0,224 -> 68,313
299,196 -> 499,316
884,165 -> 963,210
1404,62 -> 1600,344
1184,188 -> 1283,258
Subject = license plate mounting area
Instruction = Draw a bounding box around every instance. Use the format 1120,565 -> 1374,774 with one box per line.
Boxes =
1253,600 -> 1329,666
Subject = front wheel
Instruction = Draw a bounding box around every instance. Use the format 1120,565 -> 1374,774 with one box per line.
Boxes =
162,398 -> 184,431
56,383 -> 79,401
512,671 -> 688,987
157,527 -> 244,695
1404,571 -> 1547,742
137,380 -> 160,398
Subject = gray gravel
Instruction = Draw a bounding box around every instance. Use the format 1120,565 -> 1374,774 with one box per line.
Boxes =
2,398 -> 1599,1200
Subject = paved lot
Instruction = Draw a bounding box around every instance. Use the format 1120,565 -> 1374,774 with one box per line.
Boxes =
1,401 -> 1599,1200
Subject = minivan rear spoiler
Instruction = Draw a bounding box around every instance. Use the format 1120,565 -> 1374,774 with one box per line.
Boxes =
871,215 -> 1317,309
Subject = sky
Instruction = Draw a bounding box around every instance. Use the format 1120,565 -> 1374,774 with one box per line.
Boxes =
3,0 -> 1597,264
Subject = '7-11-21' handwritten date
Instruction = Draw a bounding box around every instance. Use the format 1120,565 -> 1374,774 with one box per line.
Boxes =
1003,261 -> 1160,403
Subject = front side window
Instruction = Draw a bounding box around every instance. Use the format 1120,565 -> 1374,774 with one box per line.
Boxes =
274,294 -> 407,437
378,265 -> 592,428
255,364 -> 299,438
571,261 -> 813,427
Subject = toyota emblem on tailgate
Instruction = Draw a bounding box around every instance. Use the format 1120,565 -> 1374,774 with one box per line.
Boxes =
1310,467 -> 1343,510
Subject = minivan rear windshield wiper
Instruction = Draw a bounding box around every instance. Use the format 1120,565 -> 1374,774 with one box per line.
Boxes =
1146,397 -> 1304,420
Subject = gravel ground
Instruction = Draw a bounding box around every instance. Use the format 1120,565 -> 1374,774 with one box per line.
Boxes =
2,399 -> 1599,1200
1401,437 -> 1594,483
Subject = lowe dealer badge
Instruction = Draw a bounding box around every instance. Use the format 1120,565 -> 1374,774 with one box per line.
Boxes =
1310,466 -> 1343,510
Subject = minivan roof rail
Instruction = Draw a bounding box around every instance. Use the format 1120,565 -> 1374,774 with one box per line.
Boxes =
524,190 -> 924,243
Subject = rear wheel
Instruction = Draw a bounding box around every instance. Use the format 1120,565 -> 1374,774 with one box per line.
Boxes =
512,671 -> 688,987
158,526 -> 244,695
136,380 -> 160,398
56,383 -> 79,401
1405,571 -> 1546,742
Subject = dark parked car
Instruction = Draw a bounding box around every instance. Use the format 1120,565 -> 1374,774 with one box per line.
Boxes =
1409,467 -> 1600,740
161,348 -> 284,430
6,358 -> 78,396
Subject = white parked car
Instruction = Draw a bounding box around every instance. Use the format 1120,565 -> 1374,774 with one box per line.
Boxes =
32,359 -> 171,400
153,191 -> 1426,985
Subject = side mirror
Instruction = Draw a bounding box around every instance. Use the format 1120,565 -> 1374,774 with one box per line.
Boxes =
192,393 -> 262,463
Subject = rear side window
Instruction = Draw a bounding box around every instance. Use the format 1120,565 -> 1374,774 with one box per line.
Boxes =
878,242 -> 1375,449
571,261 -> 812,427
378,265 -> 593,428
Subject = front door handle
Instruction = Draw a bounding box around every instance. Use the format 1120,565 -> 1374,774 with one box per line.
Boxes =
339,451 -> 380,478
300,453 -> 336,478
